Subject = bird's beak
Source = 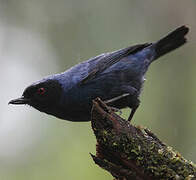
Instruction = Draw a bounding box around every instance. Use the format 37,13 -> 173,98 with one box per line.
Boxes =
8,97 -> 29,105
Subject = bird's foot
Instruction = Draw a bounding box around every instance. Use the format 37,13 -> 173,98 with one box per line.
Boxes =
104,93 -> 130,104
109,107 -> 122,115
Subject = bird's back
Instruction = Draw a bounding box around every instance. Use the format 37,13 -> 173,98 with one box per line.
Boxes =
56,45 -> 154,121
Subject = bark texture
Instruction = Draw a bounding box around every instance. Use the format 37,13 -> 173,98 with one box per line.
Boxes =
91,98 -> 196,180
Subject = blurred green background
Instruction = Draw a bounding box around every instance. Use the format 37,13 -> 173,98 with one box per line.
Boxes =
0,0 -> 196,179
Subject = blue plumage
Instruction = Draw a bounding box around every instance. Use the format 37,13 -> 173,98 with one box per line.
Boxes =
9,26 -> 189,122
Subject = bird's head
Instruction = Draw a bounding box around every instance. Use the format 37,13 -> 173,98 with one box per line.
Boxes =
9,79 -> 63,114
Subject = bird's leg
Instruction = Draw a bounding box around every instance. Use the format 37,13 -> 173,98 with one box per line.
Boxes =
109,107 -> 122,115
104,94 -> 130,115
104,93 -> 130,104
128,99 -> 140,122
121,86 -> 140,122
104,86 -> 140,122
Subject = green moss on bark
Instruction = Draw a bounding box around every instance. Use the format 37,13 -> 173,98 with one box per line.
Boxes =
91,98 -> 196,180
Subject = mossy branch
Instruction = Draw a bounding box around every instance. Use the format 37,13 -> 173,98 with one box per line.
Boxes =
90,98 -> 196,180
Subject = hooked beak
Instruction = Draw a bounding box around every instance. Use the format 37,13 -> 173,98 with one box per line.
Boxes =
8,96 -> 30,105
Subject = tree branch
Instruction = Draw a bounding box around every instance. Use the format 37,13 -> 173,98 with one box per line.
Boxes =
90,98 -> 196,180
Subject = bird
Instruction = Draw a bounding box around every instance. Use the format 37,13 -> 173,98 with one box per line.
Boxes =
9,26 -> 189,122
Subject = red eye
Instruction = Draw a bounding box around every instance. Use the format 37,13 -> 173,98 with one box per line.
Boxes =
37,88 -> 46,95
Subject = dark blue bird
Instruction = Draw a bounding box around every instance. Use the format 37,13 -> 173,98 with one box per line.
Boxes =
9,26 -> 189,122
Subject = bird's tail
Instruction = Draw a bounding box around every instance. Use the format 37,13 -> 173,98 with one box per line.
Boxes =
153,26 -> 189,60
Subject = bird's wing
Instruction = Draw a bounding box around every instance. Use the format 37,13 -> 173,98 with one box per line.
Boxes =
80,43 -> 151,85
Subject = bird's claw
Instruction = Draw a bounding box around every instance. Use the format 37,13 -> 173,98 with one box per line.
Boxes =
109,107 -> 122,115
